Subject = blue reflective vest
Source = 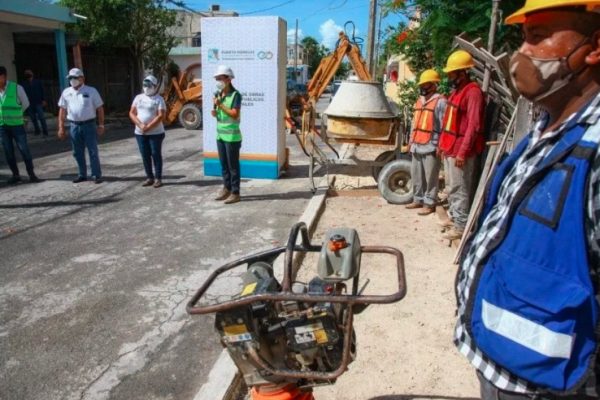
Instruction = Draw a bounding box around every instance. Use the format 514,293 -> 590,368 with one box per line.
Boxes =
466,113 -> 600,393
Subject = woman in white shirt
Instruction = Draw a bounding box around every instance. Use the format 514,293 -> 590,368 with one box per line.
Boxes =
128,75 -> 167,188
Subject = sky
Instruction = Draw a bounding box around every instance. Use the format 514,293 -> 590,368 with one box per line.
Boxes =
178,0 -> 406,50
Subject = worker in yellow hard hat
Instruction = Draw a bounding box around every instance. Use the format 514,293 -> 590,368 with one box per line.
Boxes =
405,69 -> 447,216
437,49 -> 485,240
454,1 -> 600,398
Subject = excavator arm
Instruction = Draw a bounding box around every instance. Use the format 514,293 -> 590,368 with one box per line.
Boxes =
306,32 -> 371,102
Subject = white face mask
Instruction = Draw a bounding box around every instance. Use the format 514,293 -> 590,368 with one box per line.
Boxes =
216,81 -> 226,91
69,78 -> 81,88
143,87 -> 155,96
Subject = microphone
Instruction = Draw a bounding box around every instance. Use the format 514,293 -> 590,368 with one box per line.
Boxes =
213,91 -> 220,110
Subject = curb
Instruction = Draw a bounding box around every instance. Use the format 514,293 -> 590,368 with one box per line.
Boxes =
192,177 -> 331,400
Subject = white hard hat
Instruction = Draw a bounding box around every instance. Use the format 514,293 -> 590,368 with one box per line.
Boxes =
213,65 -> 234,78
143,75 -> 158,86
67,68 -> 84,78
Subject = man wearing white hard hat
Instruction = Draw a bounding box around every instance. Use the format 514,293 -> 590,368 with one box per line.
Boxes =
454,1 -> 600,398
211,65 -> 243,204
129,75 -> 167,188
57,68 -> 105,184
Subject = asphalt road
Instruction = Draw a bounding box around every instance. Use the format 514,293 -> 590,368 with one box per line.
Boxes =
0,123 -> 315,400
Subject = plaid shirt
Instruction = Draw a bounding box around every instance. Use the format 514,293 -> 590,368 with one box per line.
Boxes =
455,91 -> 600,395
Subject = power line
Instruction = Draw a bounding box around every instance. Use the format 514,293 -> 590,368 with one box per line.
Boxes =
241,0 -> 296,15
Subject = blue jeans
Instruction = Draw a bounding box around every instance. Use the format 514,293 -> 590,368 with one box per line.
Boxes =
217,139 -> 241,194
69,121 -> 101,179
26,104 -> 48,136
135,133 -> 165,180
0,124 -> 35,177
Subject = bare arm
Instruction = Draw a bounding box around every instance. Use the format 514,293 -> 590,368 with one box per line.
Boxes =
58,108 -> 67,140
143,109 -> 166,132
96,106 -> 105,136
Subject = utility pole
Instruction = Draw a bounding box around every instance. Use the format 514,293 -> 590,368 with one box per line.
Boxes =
483,0 -> 501,93
294,19 -> 299,84
367,0 -> 377,77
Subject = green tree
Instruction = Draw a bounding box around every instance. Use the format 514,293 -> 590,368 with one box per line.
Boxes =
381,0 -> 523,71
301,36 -> 329,77
60,0 -> 180,91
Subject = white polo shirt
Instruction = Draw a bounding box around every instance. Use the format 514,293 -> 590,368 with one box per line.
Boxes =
131,94 -> 166,135
58,84 -> 103,122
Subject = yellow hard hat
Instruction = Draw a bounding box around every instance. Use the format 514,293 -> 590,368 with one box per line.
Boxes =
443,50 -> 475,73
505,0 -> 600,24
418,69 -> 441,86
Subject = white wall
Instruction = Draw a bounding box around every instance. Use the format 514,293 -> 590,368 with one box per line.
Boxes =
0,24 -> 16,79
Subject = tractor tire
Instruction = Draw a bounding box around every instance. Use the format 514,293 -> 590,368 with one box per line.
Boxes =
378,159 -> 413,205
371,151 -> 412,181
178,103 -> 203,130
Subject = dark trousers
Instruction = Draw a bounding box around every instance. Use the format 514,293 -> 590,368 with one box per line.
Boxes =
26,104 -> 48,136
478,373 -> 596,400
69,121 -> 101,179
216,139 -> 241,194
135,133 -> 165,180
0,124 -> 35,177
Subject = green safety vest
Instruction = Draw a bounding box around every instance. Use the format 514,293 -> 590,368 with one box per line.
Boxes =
0,82 -> 24,126
216,90 -> 242,142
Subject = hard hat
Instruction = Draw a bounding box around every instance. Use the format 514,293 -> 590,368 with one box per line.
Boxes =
418,69 -> 441,86
143,75 -> 158,86
506,0 -> 600,24
67,68 -> 84,78
443,50 -> 475,73
213,65 -> 235,78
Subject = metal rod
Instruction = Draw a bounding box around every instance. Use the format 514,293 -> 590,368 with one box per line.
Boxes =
483,0 -> 501,93
366,0 -> 377,75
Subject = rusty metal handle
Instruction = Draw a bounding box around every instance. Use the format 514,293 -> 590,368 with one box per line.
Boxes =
186,244 -> 407,315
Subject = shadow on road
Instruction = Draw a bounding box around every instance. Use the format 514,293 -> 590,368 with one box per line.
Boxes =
0,196 -> 121,209
369,396 -> 479,400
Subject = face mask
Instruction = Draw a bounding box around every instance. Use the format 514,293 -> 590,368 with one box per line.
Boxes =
216,80 -> 226,91
143,87 -> 155,96
449,75 -> 463,90
24,74 -> 32,79
70,78 -> 81,88
509,38 -> 590,102
420,86 -> 434,96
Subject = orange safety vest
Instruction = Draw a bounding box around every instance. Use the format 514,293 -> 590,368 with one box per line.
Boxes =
411,95 -> 442,145
438,82 -> 480,153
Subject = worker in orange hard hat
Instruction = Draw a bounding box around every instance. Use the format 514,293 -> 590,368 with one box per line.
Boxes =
454,1 -> 600,399
405,69 -> 447,216
438,49 -> 485,240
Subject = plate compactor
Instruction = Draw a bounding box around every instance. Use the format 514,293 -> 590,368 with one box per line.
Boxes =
187,222 -> 407,399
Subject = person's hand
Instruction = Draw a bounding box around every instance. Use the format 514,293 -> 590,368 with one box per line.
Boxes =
97,125 -> 105,137
213,96 -> 221,107
57,127 -> 66,141
436,148 -> 444,159
455,156 -> 465,169
211,109 -> 217,117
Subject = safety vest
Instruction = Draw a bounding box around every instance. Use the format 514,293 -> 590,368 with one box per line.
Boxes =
216,90 -> 242,142
0,82 -> 24,126
411,95 -> 442,145
465,114 -> 600,392
438,82 -> 480,152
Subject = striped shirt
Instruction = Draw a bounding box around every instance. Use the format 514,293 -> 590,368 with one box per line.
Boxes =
455,90 -> 600,395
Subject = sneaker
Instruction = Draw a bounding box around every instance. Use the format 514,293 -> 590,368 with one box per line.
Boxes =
405,202 -> 423,209
153,180 -> 162,188
214,188 -> 231,201
7,175 -> 21,184
142,179 -> 155,187
72,177 -> 87,183
94,178 -> 103,184
224,193 -> 241,204
29,175 -> 41,183
417,206 -> 435,216
442,228 -> 464,241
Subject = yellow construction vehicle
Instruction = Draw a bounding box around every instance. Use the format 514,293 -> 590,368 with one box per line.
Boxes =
163,63 -> 203,130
